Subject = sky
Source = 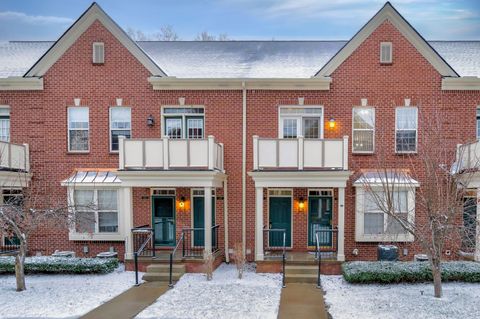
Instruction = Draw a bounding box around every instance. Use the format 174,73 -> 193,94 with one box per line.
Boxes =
0,0 -> 479,41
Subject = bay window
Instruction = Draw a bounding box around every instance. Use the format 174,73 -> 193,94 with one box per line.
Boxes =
352,107 -> 375,153
68,107 -> 89,152
279,107 -> 323,139
110,107 -> 131,151
395,107 -> 417,153
163,107 -> 204,139
73,189 -> 118,234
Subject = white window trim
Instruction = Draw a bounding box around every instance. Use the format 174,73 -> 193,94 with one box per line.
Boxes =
278,105 -> 324,139
161,105 -> 205,139
380,42 -> 392,64
67,106 -> 90,153
68,186 -> 124,241
266,188 -> 293,249
0,105 -> 11,143
355,186 -> 415,242
476,106 -> 480,140
352,107 -> 375,154
109,106 -> 132,153
395,106 -> 418,154
92,42 -> 105,64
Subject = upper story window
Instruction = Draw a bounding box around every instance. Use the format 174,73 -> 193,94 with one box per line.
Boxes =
0,107 -> 10,142
476,107 -> 480,139
352,107 -> 375,153
162,107 -> 204,139
74,189 -> 118,234
380,42 -> 392,64
92,42 -> 105,64
279,107 -> 323,139
110,107 -> 131,152
68,107 -> 89,152
395,107 -> 417,153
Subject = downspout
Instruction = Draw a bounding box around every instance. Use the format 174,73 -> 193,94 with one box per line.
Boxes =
242,81 -> 247,255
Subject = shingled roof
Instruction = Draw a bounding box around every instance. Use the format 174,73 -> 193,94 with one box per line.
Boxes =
0,40 -> 479,79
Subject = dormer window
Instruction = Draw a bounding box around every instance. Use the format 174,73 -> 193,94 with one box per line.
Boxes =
92,42 -> 105,64
380,42 -> 392,64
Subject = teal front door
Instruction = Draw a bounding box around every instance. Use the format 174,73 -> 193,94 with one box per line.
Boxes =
152,196 -> 176,246
308,196 -> 333,246
269,197 -> 292,247
193,196 -> 216,246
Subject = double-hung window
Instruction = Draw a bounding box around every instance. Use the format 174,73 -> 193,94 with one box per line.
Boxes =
363,190 -> 408,235
74,189 -> 118,234
163,107 -> 204,139
279,107 -> 323,139
68,107 -> 89,152
110,107 -> 131,151
352,108 -> 375,153
0,107 -> 10,142
395,107 -> 417,153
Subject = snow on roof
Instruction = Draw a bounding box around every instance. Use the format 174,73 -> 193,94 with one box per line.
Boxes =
353,170 -> 420,186
0,40 -> 479,79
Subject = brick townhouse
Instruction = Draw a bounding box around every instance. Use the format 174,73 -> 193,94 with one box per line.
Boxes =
0,2 -> 479,275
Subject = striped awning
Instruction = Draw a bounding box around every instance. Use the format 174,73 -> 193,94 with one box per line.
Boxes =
62,169 -> 121,185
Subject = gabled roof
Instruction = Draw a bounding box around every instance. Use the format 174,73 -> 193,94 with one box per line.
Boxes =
25,2 -> 166,77
316,2 -> 459,77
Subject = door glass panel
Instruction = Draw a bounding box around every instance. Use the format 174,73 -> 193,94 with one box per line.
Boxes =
303,117 -> 320,138
308,196 -> 332,246
153,197 -> 175,245
187,117 -> 204,139
282,119 -> 298,138
165,118 -> 182,139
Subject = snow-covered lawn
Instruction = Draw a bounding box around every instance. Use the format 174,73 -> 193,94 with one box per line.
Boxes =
322,275 -> 480,319
137,263 -> 282,319
0,265 -> 138,318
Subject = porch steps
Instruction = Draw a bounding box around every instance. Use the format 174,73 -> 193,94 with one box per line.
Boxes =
285,265 -> 318,284
142,264 -> 186,282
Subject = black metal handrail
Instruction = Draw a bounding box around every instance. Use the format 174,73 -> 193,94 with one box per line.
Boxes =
0,240 -> 19,256
263,228 -> 286,288
169,232 -> 185,288
182,225 -> 220,258
315,227 -> 338,288
132,225 -> 155,286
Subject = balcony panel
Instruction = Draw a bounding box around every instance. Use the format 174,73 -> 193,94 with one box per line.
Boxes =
278,139 -> 298,167
324,140 -> 344,168
169,140 -> 189,167
457,140 -> 480,172
124,140 -> 143,167
0,141 -> 29,172
144,140 -> 163,168
189,140 -> 208,167
258,140 -> 277,167
303,140 -> 323,168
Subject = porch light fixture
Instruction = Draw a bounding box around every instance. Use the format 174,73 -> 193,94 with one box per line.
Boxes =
147,115 -> 155,127
298,197 -> 305,211
179,196 -> 185,208
328,117 -> 336,129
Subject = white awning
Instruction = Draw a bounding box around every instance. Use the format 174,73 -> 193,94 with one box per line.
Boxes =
61,170 -> 121,186
353,171 -> 419,187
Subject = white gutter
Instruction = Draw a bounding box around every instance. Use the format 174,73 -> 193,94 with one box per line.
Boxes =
241,81 -> 247,255
0,77 -> 43,90
442,76 -> 480,90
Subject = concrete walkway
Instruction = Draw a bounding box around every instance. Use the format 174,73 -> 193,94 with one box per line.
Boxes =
81,282 -> 168,319
278,283 -> 329,319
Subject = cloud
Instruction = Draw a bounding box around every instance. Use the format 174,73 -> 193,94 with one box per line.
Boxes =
0,11 -> 73,26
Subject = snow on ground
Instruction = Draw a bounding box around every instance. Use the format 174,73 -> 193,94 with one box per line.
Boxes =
322,275 -> 480,319
137,263 -> 282,319
0,265 -> 139,319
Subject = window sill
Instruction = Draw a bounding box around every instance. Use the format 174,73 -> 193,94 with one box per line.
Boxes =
67,151 -> 90,155
395,152 -> 417,155
69,232 -> 124,241
352,151 -> 375,155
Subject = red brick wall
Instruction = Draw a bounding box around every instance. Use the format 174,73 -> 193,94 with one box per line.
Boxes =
0,19 -> 479,263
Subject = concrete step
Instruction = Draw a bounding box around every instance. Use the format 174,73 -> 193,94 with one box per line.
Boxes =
146,264 -> 186,273
285,265 -> 318,275
285,273 -> 318,284
142,272 -> 184,282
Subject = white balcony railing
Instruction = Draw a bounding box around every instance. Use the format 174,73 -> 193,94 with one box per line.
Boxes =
253,135 -> 348,171
456,140 -> 480,172
0,141 -> 29,172
119,136 -> 224,171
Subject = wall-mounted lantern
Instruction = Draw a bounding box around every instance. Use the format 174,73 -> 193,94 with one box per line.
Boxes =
147,115 -> 155,127
298,197 -> 305,211
179,196 -> 186,208
328,117 -> 336,129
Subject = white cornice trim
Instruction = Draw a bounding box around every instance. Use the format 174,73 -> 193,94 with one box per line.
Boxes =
248,170 -> 352,188
115,170 -> 227,188
148,77 -> 332,90
442,77 -> 480,91
25,3 -> 166,77
316,3 -> 458,78
0,77 -> 43,91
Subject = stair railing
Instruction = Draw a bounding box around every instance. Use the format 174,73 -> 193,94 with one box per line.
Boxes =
169,232 -> 185,288
263,227 -> 287,288
132,225 -> 155,286
315,227 -> 339,288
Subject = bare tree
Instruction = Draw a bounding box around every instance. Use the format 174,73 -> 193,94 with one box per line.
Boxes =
233,242 -> 245,279
195,31 -> 229,41
154,25 -> 180,41
357,105 -> 478,298
126,27 -> 148,41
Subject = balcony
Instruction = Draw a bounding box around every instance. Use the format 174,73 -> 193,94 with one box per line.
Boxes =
253,135 -> 348,171
119,136 -> 224,171
0,141 -> 29,172
456,140 -> 480,172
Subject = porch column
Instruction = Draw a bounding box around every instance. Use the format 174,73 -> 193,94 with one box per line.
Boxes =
337,187 -> 346,261
122,187 -> 134,260
476,188 -> 480,262
204,186 -> 213,255
255,187 -> 264,261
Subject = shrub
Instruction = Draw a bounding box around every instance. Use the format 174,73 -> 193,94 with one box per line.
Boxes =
0,256 -> 118,274
342,261 -> 480,284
